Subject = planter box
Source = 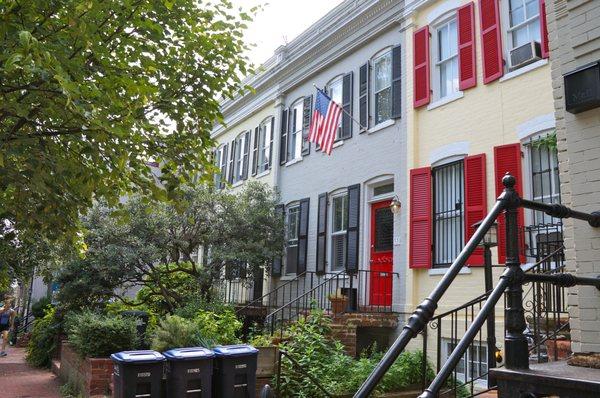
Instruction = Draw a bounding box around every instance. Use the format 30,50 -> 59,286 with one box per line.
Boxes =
545,338 -> 572,361
59,341 -> 113,398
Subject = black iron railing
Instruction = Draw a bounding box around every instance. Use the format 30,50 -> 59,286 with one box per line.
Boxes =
354,174 -> 600,398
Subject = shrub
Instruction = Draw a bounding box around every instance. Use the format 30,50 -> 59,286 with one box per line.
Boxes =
31,296 -> 53,319
193,308 -> 241,346
67,311 -> 138,358
150,315 -> 201,352
26,306 -> 60,368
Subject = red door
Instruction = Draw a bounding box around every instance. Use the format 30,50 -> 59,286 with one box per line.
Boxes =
369,200 -> 394,306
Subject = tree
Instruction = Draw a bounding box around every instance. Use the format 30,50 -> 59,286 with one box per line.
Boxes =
0,0 -> 254,241
55,182 -> 284,313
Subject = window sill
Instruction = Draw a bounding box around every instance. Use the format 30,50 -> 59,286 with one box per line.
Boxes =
285,157 -> 303,167
428,266 -> 472,276
499,59 -> 548,83
280,274 -> 297,281
368,119 -> 395,134
333,140 -> 344,149
427,91 -> 464,111
231,180 -> 244,188
254,169 -> 270,179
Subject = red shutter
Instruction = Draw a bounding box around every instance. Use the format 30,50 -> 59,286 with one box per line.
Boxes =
413,26 -> 431,108
540,0 -> 550,58
458,2 -> 477,90
479,0 -> 504,83
464,154 -> 487,266
409,167 -> 432,268
494,144 -> 526,264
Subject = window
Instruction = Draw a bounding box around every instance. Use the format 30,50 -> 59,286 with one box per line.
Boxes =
507,0 -> 541,55
286,206 -> 300,275
372,50 -> 392,125
444,339 -> 488,384
326,76 -> 343,139
373,183 -> 394,197
433,161 -> 464,266
288,100 -> 304,161
214,145 -> 227,189
331,194 -> 348,270
257,118 -> 272,173
233,133 -> 247,183
434,17 -> 459,99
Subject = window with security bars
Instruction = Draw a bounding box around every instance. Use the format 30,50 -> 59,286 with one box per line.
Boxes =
444,340 -> 488,384
374,207 -> 393,252
331,194 -> 348,270
285,206 -> 300,275
433,161 -> 464,267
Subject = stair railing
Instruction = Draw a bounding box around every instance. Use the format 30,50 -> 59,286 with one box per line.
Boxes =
355,174 -> 600,398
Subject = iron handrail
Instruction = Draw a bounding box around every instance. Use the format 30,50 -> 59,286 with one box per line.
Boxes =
235,271 -> 310,314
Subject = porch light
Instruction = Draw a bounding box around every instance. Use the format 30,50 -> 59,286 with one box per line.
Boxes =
389,196 -> 401,215
472,220 -> 498,248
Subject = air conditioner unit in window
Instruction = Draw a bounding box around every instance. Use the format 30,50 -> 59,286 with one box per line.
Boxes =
510,41 -> 542,70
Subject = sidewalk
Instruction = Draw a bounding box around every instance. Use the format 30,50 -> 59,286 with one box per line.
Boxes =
0,346 -> 61,398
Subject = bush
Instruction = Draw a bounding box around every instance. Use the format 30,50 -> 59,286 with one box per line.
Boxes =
31,296 -> 53,319
67,311 -> 138,358
150,315 -> 202,352
193,308 -> 241,346
26,306 -> 60,368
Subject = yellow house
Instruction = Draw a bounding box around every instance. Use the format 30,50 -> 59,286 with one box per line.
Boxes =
403,0 -> 559,386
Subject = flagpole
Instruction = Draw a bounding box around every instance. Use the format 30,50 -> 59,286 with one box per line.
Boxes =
313,84 -> 368,133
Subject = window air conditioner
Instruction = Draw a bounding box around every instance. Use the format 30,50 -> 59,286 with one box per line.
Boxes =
510,41 -> 542,70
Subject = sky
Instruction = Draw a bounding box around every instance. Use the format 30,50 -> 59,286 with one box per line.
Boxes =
230,0 -> 344,65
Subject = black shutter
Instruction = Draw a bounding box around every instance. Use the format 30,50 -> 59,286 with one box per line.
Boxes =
345,184 -> 360,274
359,62 -> 369,132
391,45 -> 402,119
242,131 -> 250,180
301,95 -> 312,156
272,204 -> 285,276
341,72 -> 353,139
316,193 -> 328,274
220,144 -> 228,189
252,126 -> 259,176
297,197 -> 310,274
279,109 -> 288,165
268,116 -> 274,169
227,139 -> 235,183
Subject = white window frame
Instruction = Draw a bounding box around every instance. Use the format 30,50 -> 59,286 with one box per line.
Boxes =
432,14 -> 459,100
287,99 -> 304,162
232,132 -> 247,183
501,0 -> 542,69
371,48 -> 393,127
330,192 -> 348,271
442,339 -> 488,386
285,205 -> 300,275
257,117 -> 272,174
214,145 -> 227,189
325,75 -> 344,140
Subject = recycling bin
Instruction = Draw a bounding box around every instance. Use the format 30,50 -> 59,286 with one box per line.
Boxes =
111,350 -> 165,398
212,344 -> 259,398
163,347 -> 214,398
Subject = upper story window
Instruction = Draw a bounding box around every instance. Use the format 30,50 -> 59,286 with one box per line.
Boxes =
232,132 -> 248,183
434,16 -> 459,99
433,160 -> 464,267
326,76 -> 343,139
256,118 -> 272,174
287,99 -> 304,161
372,50 -> 392,125
285,205 -> 300,275
214,144 -> 228,189
330,193 -> 348,270
508,0 -> 540,50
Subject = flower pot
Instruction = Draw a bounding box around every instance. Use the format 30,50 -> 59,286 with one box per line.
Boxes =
329,297 -> 348,316
545,338 -> 571,361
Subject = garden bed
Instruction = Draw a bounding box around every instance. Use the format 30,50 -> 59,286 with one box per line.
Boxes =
59,341 -> 113,398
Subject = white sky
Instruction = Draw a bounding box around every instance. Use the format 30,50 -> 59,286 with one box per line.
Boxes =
231,0 -> 344,65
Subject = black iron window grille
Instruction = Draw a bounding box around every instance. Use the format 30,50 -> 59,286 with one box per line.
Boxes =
433,160 -> 465,267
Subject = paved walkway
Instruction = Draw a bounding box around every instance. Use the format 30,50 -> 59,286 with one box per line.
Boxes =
0,347 -> 61,398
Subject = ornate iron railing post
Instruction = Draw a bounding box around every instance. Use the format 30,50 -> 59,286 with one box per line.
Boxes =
502,174 -> 529,370
483,244 -> 497,387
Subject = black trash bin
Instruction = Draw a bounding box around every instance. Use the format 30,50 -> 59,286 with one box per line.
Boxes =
212,344 -> 258,398
111,350 -> 165,398
163,347 -> 214,398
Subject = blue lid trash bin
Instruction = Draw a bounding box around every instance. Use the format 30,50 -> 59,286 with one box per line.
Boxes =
212,344 -> 259,398
111,350 -> 165,398
163,347 -> 215,398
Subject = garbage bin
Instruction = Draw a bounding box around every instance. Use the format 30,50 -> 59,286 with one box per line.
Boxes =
212,344 -> 259,398
111,350 -> 165,398
163,347 -> 214,398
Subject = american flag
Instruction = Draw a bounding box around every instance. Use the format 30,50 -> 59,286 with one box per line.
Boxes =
308,88 -> 343,155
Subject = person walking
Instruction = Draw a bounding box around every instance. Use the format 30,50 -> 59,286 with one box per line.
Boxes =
0,295 -> 16,357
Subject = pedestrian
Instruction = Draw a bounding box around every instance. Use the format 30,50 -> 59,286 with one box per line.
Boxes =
0,295 -> 16,357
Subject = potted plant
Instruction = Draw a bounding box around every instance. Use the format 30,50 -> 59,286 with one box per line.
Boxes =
328,292 -> 348,316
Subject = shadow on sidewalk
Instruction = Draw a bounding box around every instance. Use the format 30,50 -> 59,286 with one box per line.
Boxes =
0,347 -> 62,398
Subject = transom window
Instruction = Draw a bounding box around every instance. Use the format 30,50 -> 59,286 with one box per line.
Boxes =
433,161 -> 464,267
326,76 -> 343,139
508,0 -> 540,50
435,17 -> 459,99
257,118 -> 272,174
286,206 -> 300,275
233,133 -> 247,183
372,50 -> 392,125
288,100 -> 304,161
331,194 -> 348,270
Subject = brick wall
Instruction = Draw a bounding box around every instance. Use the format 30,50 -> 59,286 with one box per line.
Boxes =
59,342 -> 113,397
546,0 -> 600,354
330,313 -> 399,357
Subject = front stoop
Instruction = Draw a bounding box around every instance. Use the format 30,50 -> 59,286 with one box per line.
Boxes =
491,361 -> 600,398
